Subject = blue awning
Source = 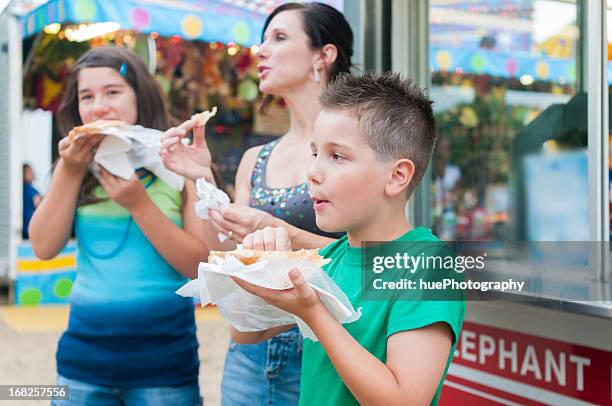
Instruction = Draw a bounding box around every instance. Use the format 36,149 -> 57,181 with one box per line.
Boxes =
21,0 -> 331,46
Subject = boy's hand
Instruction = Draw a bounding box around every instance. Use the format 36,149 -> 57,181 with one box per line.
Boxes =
232,268 -> 323,321
242,226 -> 292,251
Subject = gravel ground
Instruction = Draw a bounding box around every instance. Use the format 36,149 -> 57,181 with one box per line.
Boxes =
0,315 -> 229,406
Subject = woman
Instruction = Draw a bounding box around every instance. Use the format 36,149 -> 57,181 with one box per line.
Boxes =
29,47 -> 206,405
160,3 -> 354,404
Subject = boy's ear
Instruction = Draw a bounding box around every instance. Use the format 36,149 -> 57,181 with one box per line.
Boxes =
385,159 -> 415,197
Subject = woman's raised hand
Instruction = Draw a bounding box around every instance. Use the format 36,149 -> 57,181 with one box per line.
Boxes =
160,118 -> 214,182
58,133 -> 105,175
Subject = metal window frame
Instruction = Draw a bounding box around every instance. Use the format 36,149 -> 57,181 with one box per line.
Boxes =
7,11 -> 22,284
390,0 -> 430,226
362,0 -> 382,71
585,0 -> 610,285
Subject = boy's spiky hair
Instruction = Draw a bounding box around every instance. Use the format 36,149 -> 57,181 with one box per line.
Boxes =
319,72 -> 437,196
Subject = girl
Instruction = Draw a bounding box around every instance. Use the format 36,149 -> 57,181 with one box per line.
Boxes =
30,47 -> 206,405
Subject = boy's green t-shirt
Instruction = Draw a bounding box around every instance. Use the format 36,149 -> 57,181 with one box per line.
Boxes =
299,227 -> 465,406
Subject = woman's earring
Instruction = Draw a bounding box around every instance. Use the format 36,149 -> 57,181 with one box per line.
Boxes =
313,67 -> 321,83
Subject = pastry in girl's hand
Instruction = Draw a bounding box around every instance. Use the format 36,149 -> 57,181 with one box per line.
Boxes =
68,119 -> 125,142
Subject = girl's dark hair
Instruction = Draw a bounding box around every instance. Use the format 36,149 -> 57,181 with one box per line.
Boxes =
260,2 -> 354,111
57,46 -> 174,205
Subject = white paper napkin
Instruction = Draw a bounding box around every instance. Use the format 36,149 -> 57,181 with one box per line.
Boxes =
90,123 -> 185,190
194,178 -> 232,242
176,250 -> 361,341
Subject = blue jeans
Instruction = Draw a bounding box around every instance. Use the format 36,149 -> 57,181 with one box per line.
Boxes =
221,327 -> 302,406
52,375 -> 201,406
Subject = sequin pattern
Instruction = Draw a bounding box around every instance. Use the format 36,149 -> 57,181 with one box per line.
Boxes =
249,139 -> 340,238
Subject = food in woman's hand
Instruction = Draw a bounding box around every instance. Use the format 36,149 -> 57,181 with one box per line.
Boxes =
191,106 -> 218,127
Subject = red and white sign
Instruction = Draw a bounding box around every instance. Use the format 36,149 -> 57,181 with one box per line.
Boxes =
440,321 -> 612,405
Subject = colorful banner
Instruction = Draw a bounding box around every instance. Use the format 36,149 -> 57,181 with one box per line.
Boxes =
432,46 -> 612,85
432,46 -> 576,82
15,242 -> 77,306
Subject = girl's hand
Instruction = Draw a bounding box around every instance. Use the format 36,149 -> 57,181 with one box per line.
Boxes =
232,268 -> 322,320
98,167 -> 149,212
209,204 -> 276,243
160,118 -> 213,182
58,134 -> 104,175
242,226 -> 292,251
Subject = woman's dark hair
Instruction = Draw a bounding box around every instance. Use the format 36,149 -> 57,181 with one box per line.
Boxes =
260,2 -> 354,111
57,46 -> 174,205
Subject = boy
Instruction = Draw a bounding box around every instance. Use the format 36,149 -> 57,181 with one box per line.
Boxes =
232,72 -> 465,405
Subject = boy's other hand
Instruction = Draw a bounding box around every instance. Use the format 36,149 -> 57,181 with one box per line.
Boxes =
232,268 -> 322,320
242,226 -> 292,251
